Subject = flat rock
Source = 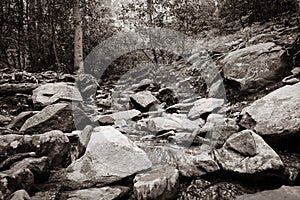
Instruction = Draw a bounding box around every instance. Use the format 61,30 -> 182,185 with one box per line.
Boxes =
220,42 -> 286,92
134,166 -> 179,200
240,83 -> 300,136
188,98 -> 224,119
20,103 -> 75,134
109,109 -> 141,121
236,185 -> 300,200
130,91 -> 158,111
7,111 -> 38,131
32,82 -> 82,106
146,115 -> 198,133
214,130 -> 283,174
61,186 -> 130,200
63,126 -> 152,189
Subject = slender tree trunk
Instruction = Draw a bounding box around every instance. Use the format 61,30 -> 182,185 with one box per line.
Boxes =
74,0 -> 83,74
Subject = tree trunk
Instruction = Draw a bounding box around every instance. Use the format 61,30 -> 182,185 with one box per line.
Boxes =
74,0 -> 83,74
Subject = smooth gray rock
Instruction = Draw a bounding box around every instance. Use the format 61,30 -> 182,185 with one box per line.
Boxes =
240,83 -> 300,136
214,130 -> 283,173
63,126 -> 152,189
134,166 -> 179,200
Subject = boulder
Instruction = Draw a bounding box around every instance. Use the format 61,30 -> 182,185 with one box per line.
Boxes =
130,91 -> 158,111
0,130 -> 70,168
32,82 -> 82,106
20,103 -> 75,134
0,157 -> 49,198
220,42 -> 287,92
133,166 -> 179,200
61,186 -> 130,200
188,98 -> 224,119
240,83 -> 300,136
236,185 -> 300,200
63,126 -> 152,189
214,130 -> 283,173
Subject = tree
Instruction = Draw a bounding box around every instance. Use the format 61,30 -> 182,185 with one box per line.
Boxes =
74,0 -> 84,74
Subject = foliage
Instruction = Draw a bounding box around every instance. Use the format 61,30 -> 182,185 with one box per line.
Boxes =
219,0 -> 299,24
0,0 -> 116,73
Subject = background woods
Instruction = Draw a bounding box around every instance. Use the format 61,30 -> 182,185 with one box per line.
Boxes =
0,0 -> 299,73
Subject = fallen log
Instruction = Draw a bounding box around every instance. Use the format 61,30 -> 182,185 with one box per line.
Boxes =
0,83 -> 38,94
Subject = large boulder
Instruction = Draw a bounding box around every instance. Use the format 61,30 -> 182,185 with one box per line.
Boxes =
20,103 -> 75,134
0,130 -> 70,169
0,157 -> 49,198
236,185 -> 300,200
240,83 -> 300,136
32,82 -> 82,106
220,42 -> 287,92
62,126 -> 152,189
133,166 -> 179,200
214,130 -> 283,174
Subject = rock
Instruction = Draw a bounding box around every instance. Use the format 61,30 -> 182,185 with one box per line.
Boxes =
138,144 -> 219,177
32,82 -> 82,106
178,152 -> 219,177
145,115 -> 198,133
169,132 -> 197,145
97,115 -> 115,125
0,157 -> 49,198
133,166 -> 179,200
156,88 -> 178,107
8,190 -> 30,200
214,130 -> 283,173
240,83 -> 300,136
0,130 -> 70,168
188,98 -> 224,119
236,185 -> 300,200
61,186 -> 130,200
109,109 -> 141,121
166,102 -> 195,113
20,103 -> 75,134
63,126 -> 152,189
7,111 -> 38,131
130,91 -> 158,111
0,115 -> 11,126
200,114 -> 239,148
220,42 -> 287,92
